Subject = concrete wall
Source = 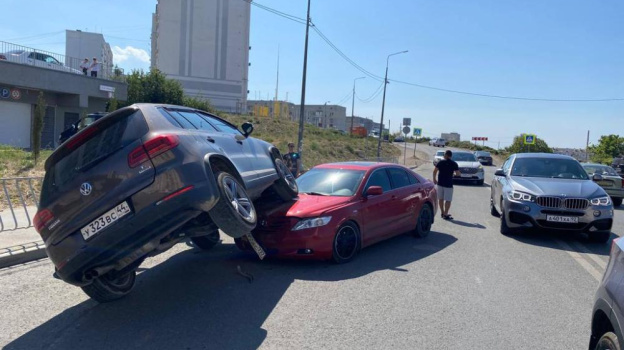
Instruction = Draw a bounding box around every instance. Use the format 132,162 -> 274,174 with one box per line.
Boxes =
441,132 -> 460,142
153,0 -> 251,113
292,105 -> 347,131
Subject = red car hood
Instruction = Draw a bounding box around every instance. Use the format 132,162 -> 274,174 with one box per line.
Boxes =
258,194 -> 352,219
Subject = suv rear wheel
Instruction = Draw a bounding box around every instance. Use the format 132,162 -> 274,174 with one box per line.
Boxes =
595,332 -> 620,350
81,270 -> 136,303
209,172 -> 257,238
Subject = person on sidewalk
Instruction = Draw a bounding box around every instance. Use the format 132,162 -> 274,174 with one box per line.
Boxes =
80,58 -> 90,75
433,150 -> 461,220
283,142 -> 301,178
90,57 -> 100,78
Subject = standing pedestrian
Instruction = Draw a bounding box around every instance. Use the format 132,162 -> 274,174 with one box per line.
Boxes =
80,58 -> 90,75
283,142 -> 301,178
433,150 -> 461,220
90,57 -> 99,78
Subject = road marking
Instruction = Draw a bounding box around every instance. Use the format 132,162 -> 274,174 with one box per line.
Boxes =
555,239 -> 603,282
569,240 -> 607,270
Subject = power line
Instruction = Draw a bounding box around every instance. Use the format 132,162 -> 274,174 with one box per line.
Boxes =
4,31 -> 64,42
356,81 -> 384,103
335,91 -> 353,106
244,0 -> 624,103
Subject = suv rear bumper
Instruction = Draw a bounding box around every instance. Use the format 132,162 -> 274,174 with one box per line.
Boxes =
48,180 -> 217,286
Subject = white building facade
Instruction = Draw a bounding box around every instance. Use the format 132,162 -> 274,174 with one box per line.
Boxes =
151,0 -> 251,113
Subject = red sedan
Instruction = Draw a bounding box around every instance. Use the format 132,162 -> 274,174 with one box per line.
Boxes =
239,162 -> 437,263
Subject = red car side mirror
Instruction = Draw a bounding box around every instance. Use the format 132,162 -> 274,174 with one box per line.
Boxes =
365,186 -> 383,196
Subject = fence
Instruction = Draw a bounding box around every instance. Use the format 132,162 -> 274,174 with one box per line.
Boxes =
0,177 -> 42,232
0,40 -> 124,82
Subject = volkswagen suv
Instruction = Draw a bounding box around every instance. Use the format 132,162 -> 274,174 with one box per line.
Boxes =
35,104 -> 298,302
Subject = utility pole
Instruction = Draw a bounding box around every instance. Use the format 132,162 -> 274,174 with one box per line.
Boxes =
350,76 -> 365,135
586,130 -> 590,161
297,0 -> 311,157
377,50 -> 408,158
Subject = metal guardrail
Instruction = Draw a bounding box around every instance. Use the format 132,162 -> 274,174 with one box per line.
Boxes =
0,40 -> 124,82
0,177 -> 42,231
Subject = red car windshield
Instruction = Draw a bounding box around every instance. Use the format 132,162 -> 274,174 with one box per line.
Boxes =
296,168 -> 366,197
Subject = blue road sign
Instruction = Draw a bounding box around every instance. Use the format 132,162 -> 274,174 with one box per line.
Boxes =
524,134 -> 536,145
413,128 -> 422,137
1,88 -> 9,99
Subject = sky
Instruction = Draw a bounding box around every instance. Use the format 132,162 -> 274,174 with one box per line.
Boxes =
2,0 -> 623,149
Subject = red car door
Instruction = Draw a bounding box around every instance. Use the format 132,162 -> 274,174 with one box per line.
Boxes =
360,168 -> 402,246
387,167 -> 423,234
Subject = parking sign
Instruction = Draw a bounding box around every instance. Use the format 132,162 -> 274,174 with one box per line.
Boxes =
413,128 -> 422,137
524,134 -> 536,145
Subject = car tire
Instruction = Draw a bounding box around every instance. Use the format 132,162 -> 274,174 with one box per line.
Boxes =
209,172 -> 257,239
595,332 -> 620,350
414,204 -> 433,238
500,201 -> 512,235
81,270 -> 136,303
589,231 -> 611,244
332,222 -> 360,264
271,157 -> 299,202
613,197 -> 623,207
490,198 -> 500,217
190,229 -> 220,250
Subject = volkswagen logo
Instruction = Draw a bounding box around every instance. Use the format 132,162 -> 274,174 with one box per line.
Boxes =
80,183 -> 92,196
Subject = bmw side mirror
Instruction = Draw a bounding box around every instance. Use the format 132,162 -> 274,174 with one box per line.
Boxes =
494,169 -> 505,177
241,122 -> 254,138
592,174 -> 603,182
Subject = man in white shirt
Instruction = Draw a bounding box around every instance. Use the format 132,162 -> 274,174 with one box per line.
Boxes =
90,57 -> 100,78
79,58 -> 90,75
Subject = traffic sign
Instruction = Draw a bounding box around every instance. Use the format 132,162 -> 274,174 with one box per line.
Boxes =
402,126 -> 411,135
413,128 -> 422,137
403,118 -> 411,126
10,89 -> 21,100
472,137 -> 488,141
1,88 -> 9,99
524,134 -> 536,145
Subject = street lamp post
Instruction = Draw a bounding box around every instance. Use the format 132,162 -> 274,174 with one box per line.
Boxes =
350,76 -> 366,135
377,50 -> 408,158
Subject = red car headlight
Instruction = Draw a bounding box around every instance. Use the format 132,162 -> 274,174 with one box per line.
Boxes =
292,216 -> 332,231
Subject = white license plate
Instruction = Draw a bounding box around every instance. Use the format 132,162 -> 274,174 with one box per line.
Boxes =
461,174 -> 473,178
546,215 -> 579,224
81,201 -> 131,240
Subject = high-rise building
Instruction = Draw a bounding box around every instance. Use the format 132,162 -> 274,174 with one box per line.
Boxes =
65,30 -> 113,78
151,0 -> 251,113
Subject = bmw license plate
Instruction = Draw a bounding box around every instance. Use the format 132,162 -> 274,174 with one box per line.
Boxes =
546,215 -> 578,224
80,201 -> 131,240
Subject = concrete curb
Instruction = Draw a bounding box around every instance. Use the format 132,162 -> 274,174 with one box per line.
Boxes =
0,241 -> 48,269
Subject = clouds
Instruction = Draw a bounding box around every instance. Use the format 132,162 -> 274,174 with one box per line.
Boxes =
112,45 -> 150,72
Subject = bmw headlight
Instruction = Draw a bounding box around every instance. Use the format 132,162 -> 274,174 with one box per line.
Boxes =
590,196 -> 611,206
292,216 -> 332,231
507,191 -> 535,202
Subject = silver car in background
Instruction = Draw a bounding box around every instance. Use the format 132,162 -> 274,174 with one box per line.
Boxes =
433,150 -> 444,166
0,50 -> 82,74
491,153 -> 613,243
429,138 -> 446,147
452,151 -> 485,186
475,151 -> 493,166
583,163 -> 624,207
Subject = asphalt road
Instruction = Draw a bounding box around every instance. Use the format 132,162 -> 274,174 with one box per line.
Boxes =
1,144 -> 622,350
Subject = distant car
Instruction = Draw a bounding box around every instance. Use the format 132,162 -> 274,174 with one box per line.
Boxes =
35,103 -> 298,302
589,237 -> 622,350
0,49 -> 82,74
58,112 -> 108,145
475,151 -> 493,166
237,162 -> 437,263
394,136 -> 405,142
429,138 -> 446,147
490,153 -> 613,242
433,150 -> 445,166
451,151 -> 485,186
612,157 -> 624,176
583,164 -> 624,207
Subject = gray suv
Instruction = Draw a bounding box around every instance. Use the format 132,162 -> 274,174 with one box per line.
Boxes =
34,104 -> 298,302
490,153 -> 613,242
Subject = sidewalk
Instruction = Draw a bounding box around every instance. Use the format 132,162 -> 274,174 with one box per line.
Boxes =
395,143 -> 430,169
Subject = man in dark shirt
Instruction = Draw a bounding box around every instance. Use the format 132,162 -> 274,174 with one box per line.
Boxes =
283,142 -> 301,178
433,150 -> 461,220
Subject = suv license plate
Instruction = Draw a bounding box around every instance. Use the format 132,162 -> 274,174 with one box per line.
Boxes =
81,201 -> 131,240
546,215 -> 578,224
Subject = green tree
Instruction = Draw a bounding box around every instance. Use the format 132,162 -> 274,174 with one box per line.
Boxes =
107,97 -> 119,112
589,135 -> 624,164
32,92 -> 46,164
182,96 -> 217,114
125,69 -> 184,105
507,135 -> 552,154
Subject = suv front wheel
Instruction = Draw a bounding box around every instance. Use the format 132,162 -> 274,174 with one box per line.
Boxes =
209,172 -> 257,238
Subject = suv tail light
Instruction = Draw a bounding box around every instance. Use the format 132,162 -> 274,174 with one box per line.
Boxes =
34,209 -> 55,233
128,134 -> 179,168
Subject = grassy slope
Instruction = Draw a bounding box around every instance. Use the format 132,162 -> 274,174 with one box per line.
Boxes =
0,115 -> 399,179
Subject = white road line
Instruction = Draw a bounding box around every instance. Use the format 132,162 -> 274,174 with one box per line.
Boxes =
568,240 -> 607,270
555,239 -> 603,281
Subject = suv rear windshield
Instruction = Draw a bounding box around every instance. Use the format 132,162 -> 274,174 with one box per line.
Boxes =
41,110 -> 148,206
